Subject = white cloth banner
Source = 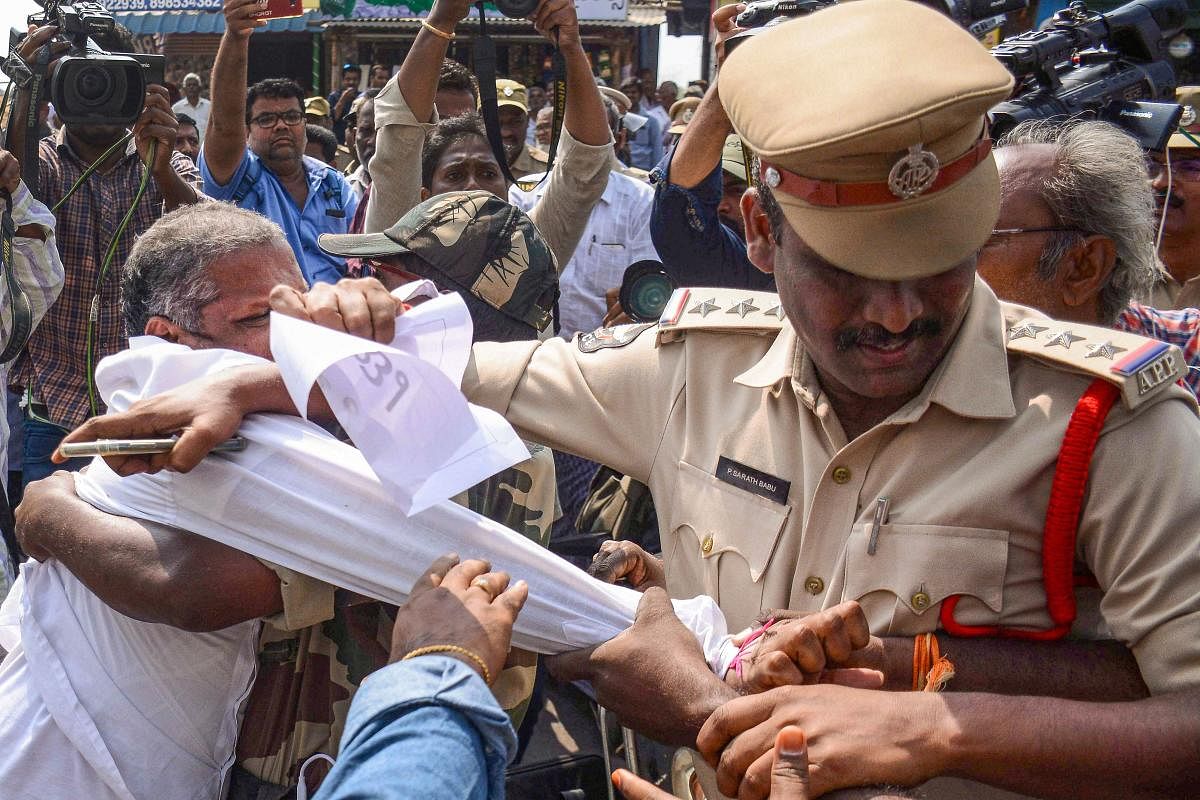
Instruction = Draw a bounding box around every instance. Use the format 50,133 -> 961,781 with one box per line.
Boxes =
0,293 -> 733,800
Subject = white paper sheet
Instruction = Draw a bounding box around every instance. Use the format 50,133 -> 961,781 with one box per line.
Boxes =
270,289 -> 529,516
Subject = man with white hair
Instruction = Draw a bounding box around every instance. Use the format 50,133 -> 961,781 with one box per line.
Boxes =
172,72 -> 211,142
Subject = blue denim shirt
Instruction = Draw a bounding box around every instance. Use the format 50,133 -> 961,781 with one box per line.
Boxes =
628,113 -> 664,172
200,149 -> 358,286
649,146 -> 775,292
314,656 -> 515,800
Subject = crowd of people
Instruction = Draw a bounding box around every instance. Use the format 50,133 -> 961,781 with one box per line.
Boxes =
0,0 -> 1198,798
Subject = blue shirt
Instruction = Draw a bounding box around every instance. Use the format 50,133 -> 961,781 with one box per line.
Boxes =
200,149 -> 358,286
314,656 -> 515,800
649,146 -> 775,292
628,114 -> 664,172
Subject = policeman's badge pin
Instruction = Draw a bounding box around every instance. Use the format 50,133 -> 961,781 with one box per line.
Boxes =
888,145 -> 940,200
578,323 -> 655,353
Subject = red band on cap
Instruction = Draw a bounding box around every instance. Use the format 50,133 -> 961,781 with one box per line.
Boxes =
761,138 -> 992,208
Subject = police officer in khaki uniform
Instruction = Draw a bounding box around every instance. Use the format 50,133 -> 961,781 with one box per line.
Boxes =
62,1 -> 1200,796
496,79 -> 550,179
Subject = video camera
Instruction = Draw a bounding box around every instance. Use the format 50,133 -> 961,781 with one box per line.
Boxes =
988,0 -> 1189,151
25,0 -> 165,127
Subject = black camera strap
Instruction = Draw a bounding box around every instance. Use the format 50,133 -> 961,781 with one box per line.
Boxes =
0,191 -> 35,365
472,1 -> 566,193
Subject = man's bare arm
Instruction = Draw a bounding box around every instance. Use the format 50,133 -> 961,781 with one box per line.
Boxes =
700,684 -> 1200,800
202,0 -> 264,185
396,0 -> 472,124
16,472 -> 282,631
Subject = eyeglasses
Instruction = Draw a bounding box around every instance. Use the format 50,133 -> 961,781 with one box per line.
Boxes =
1145,156 -> 1200,182
250,110 -> 305,128
981,226 -> 1080,249
989,226 -> 1081,237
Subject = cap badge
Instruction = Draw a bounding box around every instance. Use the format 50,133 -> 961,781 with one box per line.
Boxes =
503,86 -> 514,97
1182,105 -> 1197,128
681,109 -> 694,124
887,145 -> 941,200
763,167 -> 781,188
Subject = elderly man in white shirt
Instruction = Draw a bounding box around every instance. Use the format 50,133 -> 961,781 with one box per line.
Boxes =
171,73 -> 212,142
510,90 -> 660,339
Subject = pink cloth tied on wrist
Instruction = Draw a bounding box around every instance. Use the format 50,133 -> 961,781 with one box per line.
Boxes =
732,616 -> 776,681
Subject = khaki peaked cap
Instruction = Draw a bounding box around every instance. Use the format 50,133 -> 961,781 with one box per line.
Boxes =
719,0 -> 1015,280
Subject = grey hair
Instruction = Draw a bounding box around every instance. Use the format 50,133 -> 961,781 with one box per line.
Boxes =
996,119 -> 1159,324
122,202 -> 289,336
183,72 -> 202,85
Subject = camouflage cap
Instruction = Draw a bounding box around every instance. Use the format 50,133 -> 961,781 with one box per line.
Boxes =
318,191 -> 559,332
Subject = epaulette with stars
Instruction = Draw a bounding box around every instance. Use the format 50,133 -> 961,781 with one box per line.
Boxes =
656,288 -> 785,346
1005,316 -> 1187,410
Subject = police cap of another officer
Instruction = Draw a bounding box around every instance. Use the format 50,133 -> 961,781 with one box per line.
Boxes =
719,0 -> 1014,280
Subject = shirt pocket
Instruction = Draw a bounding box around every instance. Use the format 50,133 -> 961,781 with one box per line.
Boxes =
842,523 -> 1008,636
665,460 -> 791,625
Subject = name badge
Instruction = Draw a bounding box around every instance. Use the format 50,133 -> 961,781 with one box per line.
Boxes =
715,456 -> 790,505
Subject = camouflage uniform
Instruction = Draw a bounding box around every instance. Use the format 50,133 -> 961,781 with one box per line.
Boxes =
233,442 -> 558,794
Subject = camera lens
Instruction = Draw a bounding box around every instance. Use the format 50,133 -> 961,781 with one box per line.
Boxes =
619,260 -> 677,323
75,64 -> 116,107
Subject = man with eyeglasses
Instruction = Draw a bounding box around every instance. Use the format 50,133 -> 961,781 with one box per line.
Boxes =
978,117 -> 1200,403
200,0 -> 358,287
1145,86 -> 1200,309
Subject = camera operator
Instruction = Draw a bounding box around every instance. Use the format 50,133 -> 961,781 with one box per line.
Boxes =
200,0 -> 358,287
648,4 -> 775,292
4,20 -> 201,487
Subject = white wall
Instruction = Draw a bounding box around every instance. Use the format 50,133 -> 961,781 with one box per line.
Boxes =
656,24 -> 705,88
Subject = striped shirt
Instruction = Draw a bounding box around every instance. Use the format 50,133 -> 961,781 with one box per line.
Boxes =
1116,302 -> 1200,400
9,130 -> 202,429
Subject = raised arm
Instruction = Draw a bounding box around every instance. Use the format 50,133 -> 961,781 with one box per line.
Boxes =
395,0 -> 473,125
201,0 -> 265,186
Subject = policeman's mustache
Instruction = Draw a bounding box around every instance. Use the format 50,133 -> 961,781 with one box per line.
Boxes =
835,318 -> 943,352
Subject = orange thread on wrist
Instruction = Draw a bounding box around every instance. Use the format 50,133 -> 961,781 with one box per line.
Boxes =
912,632 -> 955,692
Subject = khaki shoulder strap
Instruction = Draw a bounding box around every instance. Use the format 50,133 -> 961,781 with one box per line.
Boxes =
656,288 -> 785,346
1004,317 -> 1185,410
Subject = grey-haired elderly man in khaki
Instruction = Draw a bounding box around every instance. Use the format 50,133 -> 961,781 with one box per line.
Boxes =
59,1 -> 1200,797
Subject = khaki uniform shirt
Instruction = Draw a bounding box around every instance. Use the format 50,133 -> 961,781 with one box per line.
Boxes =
363,79 -> 612,271
466,279 -> 1200,696
1148,272 -> 1200,310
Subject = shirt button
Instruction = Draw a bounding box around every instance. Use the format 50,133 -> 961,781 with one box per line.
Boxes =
804,576 -> 825,595
911,591 -> 931,611
701,535 -> 714,555
831,466 -> 852,484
